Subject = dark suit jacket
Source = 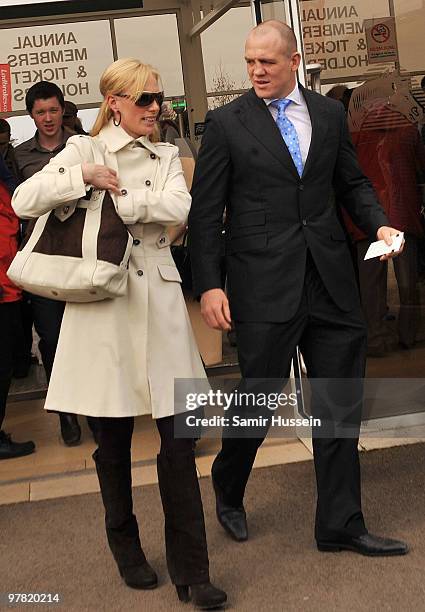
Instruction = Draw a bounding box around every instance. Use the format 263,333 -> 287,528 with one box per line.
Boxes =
189,85 -> 388,322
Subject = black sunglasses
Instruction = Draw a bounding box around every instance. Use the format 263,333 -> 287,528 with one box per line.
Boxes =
116,91 -> 165,108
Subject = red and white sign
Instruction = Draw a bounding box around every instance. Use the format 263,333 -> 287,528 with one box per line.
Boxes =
365,17 -> 399,64
0,64 -> 12,113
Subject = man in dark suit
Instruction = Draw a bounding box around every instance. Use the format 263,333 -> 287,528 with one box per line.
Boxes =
189,21 -> 408,556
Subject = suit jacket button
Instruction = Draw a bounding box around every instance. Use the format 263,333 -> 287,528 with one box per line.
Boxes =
159,236 -> 166,244
299,184 -> 304,191
133,239 -> 140,246
137,269 -> 144,276
145,179 -> 151,187
63,206 -> 69,214
120,188 -> 128,196
150,153 -> 156,159
58,167 -> 65,174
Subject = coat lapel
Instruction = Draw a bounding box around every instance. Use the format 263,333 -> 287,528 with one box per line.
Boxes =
236,89 -> 300,179
236,86 -> 329,181
300,84 -> 329,179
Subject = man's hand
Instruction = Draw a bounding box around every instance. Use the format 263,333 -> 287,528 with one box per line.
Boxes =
81,163 -> 121,195
376,226 -> 405,261
200,288 -> 232,331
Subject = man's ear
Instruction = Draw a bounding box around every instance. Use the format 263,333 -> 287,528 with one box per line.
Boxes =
291,52 -> 301,72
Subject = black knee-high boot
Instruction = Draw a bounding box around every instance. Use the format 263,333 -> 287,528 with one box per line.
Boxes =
157,449 -> 209,585
93,449 -> 157,589
157,449 -> 227,609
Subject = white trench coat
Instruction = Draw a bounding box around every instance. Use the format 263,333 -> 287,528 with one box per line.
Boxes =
12,121 -> 207,418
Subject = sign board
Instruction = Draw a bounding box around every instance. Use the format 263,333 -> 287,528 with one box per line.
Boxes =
365,17 -> 398,64
0,21 -> 114,112
171,98 -> 186,113
300,0 -> 392,82
0,64 -> 12,113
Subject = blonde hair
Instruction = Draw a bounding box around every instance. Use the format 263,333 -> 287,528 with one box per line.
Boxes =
91,58 -> 162,141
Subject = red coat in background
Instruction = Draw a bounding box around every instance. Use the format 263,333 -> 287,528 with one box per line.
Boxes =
343,104 -> 425,241
0,179 -> 21,303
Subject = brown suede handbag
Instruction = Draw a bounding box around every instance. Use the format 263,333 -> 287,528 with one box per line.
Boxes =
7,139 -> 133,302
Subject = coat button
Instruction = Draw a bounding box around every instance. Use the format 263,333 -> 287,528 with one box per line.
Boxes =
137,269 -> 144,276
63,206 -> 69,214
120,188 -> 128,196
58,167 -> 65,174
145,180 -> 151,187
302,219 -> 307,226
159,236 -> 166,244
150,153 -> 156,160
299,184 -> 304,191
133,239 -> 140,246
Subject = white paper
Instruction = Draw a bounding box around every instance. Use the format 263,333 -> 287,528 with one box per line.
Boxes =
364,232 -> 404,260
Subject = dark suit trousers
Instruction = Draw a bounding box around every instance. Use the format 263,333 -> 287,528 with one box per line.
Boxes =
29,294 -> 65,381
212,252 -> 368,540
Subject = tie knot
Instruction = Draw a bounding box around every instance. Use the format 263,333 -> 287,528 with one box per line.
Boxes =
272,98 -> 292,113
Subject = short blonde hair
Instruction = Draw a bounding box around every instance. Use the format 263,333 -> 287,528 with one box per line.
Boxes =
91,58 -> 162,140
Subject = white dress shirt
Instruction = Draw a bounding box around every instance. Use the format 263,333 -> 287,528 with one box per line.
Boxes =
265,83 -> 312,166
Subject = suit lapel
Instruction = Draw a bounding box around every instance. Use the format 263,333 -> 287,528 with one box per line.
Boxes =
236,89 -> 299,180
300,84 -> 329,179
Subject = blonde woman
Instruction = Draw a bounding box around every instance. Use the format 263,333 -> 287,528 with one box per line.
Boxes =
12,59 -> 227,610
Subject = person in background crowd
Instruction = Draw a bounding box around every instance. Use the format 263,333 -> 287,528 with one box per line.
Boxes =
189,20 -> 408,557
344,97 -> 425,355
0,155 -> 35,459
159,102 -> 180,144
0,118 -> 20,181
0,118 -> 36,379
325,84 -> 348,103
14,81 -> 85,446
62,100 -> 88,135
12,58 -> 227,610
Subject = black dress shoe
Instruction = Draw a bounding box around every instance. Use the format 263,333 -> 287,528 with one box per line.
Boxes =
119,562 -> 158,590
176,581 -> 227,610
317,533 -> 409,556
212,477 -> 248,542
59,413 -> 81,446
0,431 -> 35,460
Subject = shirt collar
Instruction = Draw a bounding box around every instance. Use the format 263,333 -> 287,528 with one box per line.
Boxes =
99,119 -> 161,156
30,128 -> 69,152
264,82 -> 302,108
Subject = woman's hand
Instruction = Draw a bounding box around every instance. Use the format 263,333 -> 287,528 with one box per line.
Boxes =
81,163 -> 121,195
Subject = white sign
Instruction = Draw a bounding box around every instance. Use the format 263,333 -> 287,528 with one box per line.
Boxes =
300,0 -> 392,81
0,21 -> 114,112
365,17 -> 398,64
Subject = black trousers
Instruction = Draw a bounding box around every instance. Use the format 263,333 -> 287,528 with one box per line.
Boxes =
96,415 -> 194,462
0,301 -> 20,429
213,253 -> 368,541
24,294 -> 65,381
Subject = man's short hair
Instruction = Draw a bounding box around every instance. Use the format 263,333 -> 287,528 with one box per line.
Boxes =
0,118 -> 11,135
25,81 -> 65,114
252,20 -> 298,56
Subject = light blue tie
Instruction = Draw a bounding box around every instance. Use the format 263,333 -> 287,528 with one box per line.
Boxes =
272,99 -> 304,177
